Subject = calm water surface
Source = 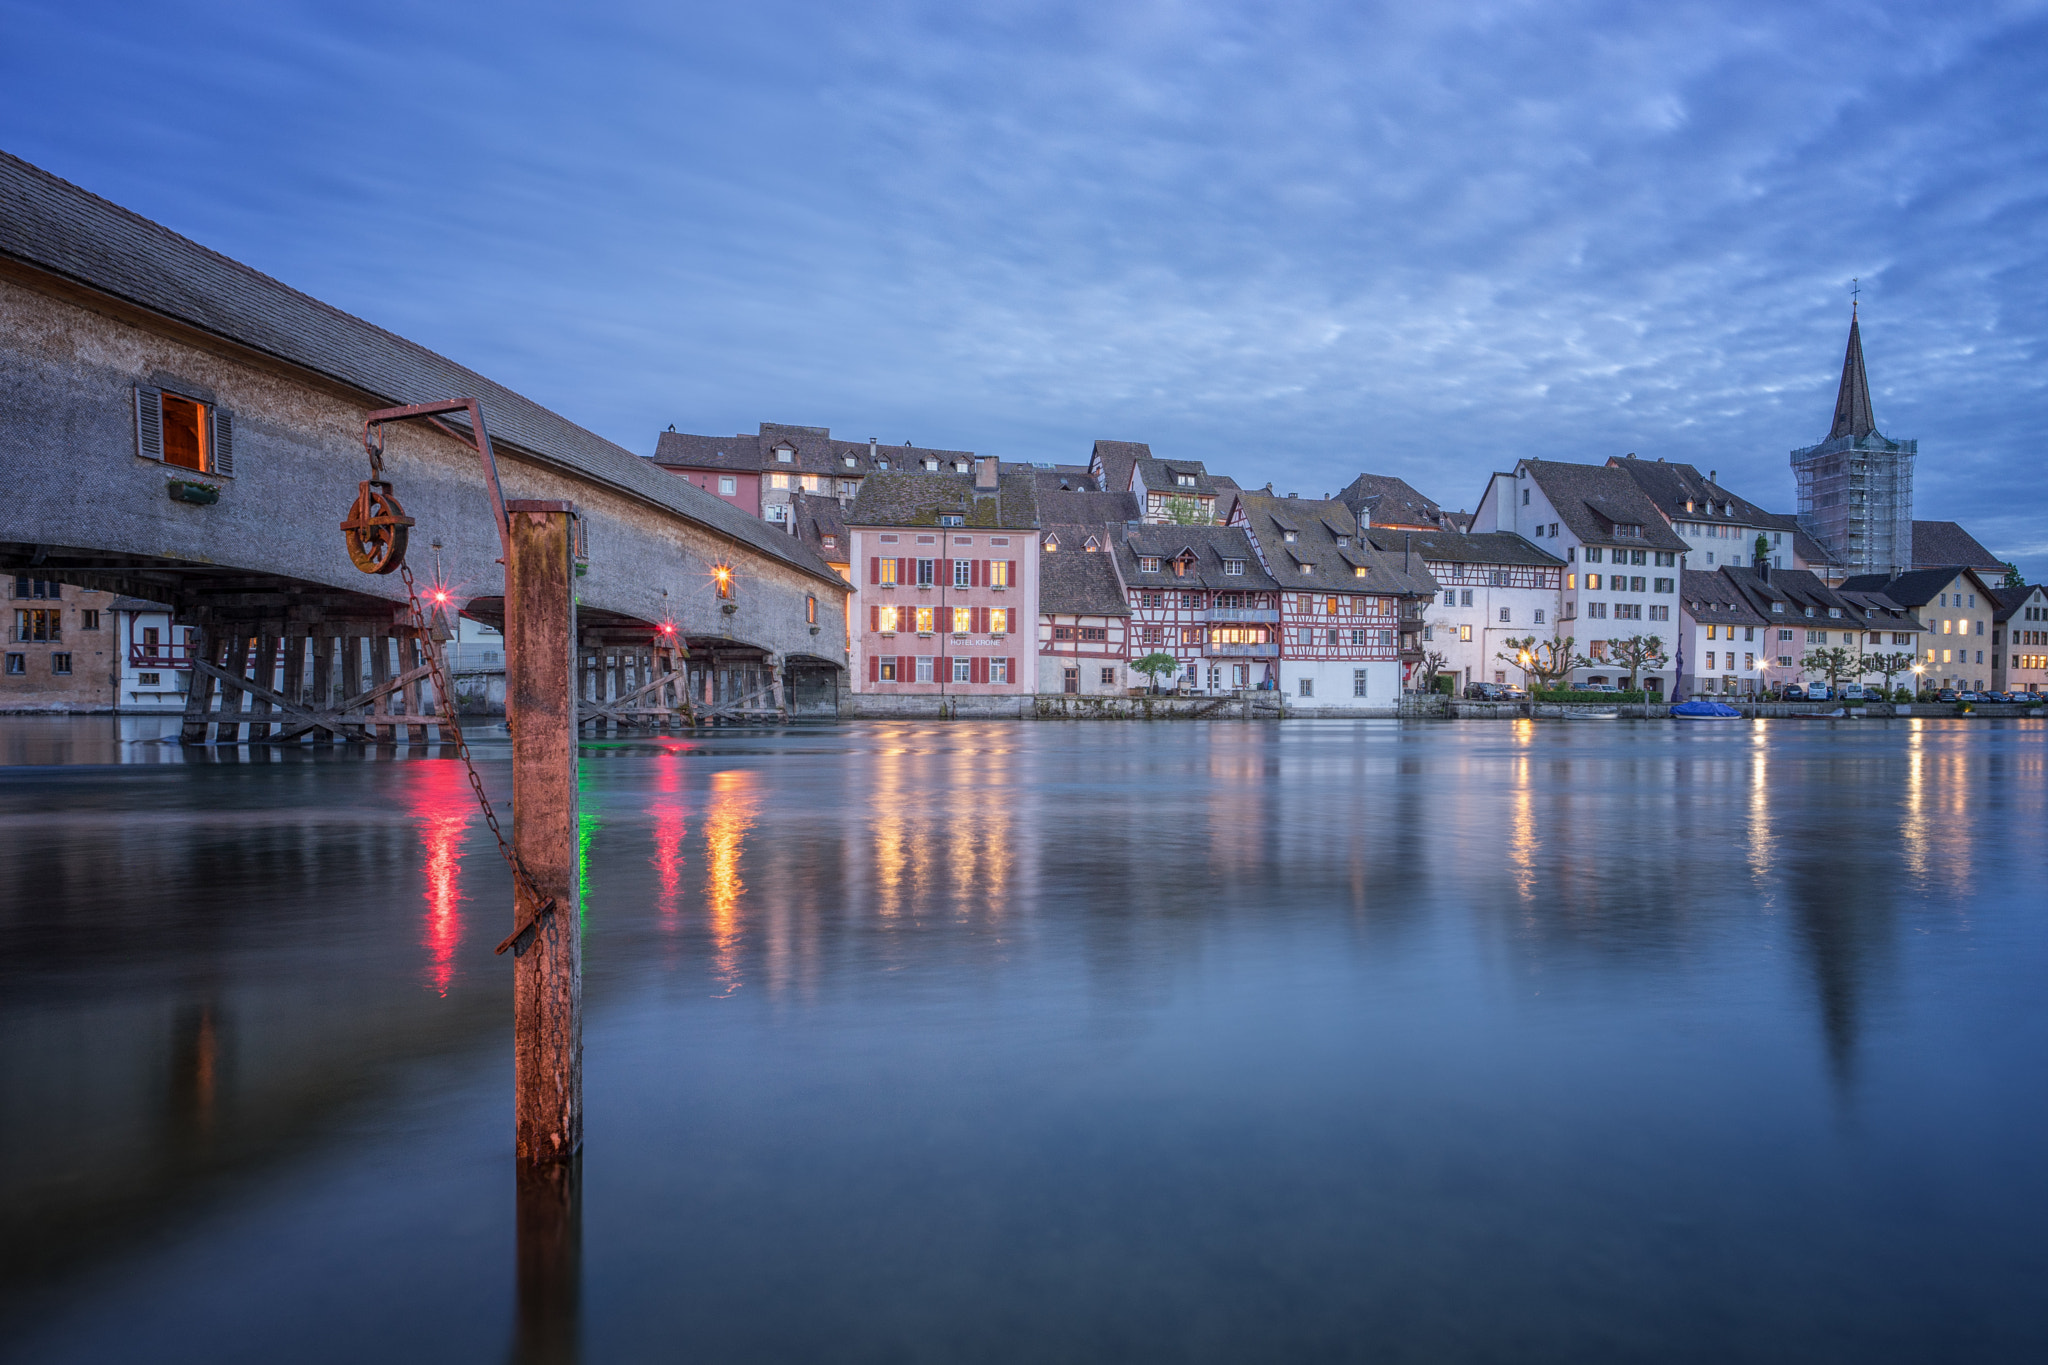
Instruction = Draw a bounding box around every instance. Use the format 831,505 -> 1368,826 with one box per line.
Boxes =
1,715 -> 2043,1363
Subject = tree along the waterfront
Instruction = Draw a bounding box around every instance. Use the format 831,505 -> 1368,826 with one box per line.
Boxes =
1604,634 -> 1669,692
1497,635 -> 1576,693
1868,651 -> 1917,697
1131,651 -> 1182,693
1802,645 -> 1862,695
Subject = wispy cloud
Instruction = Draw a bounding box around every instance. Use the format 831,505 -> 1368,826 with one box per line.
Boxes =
5,0 -> 2046,569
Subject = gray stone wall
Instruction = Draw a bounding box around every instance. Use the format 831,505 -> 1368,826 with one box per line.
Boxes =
0,276 -> 847,685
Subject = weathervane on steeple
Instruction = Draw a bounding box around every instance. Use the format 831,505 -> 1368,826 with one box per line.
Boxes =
1850,277 -> 1861,310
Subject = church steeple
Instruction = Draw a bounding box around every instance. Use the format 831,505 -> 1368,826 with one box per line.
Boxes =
1829,308 -> 1877,441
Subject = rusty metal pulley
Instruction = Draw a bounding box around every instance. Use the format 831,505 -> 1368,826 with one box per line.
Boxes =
341,479 -> 415,574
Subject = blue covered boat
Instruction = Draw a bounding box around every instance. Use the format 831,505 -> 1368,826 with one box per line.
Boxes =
1670,699 -> 1742,720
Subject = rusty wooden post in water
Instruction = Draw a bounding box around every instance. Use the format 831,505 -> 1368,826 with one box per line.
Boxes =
505,499 -> 582,1163
505,499 -> 582,1363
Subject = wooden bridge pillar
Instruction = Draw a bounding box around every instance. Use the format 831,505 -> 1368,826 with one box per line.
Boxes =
505,500 -> 581,1169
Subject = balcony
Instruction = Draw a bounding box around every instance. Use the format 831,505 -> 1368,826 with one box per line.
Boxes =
128,641 -> 195,670
1206,642 -> 1279,658
1205,607 -> 1279,623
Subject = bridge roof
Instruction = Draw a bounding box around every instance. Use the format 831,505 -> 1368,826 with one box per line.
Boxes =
0,150 -> 844,592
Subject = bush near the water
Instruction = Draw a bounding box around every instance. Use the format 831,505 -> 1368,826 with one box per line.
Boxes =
1534,688 -> 1647,703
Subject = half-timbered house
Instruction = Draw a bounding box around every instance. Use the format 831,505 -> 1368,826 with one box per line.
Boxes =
1108,524 -> 1281,692
1036,526 -> 1132,694
1231,492 -> 1437,704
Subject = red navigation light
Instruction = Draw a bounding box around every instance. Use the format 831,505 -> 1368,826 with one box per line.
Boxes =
432,590 -> 449,603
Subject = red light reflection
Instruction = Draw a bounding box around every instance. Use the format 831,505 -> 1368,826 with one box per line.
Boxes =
411,761 -> 473,995
651,750 -> 686,922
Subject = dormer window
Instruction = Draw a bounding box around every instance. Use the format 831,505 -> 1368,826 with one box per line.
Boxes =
1772,602 -> 1784,613
843,456 -> 856,468
1803,606 -> 1815,618
1354,566 -> 1368,578
775,446 -> 794,463
1139,556 -> 1161,573
1223,559 -> 1245,576
954,460 -> 969,474
1175,474 -> 1195,487
822,535 -> 837,549
923,458 -> 939,471
1043,536 -> 1058,552
1827,607 -> 1841,618
1283,531 -> 1297,543
1084,536 -> 1099,551
1299,562 -> 1314,575
939,514 -> 964,527
876,459 -> 889,470
1172,559 -> 1187,577
1335,535 -> 1348,547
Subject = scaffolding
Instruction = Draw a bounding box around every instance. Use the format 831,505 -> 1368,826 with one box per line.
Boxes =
1791,432 -> 1915,577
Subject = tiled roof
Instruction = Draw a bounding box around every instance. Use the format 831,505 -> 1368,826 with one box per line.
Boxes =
1722,566 -> 1898,628
1987,584 -> 2044,622
0,151 -> 844,590
651,425 -> 973,479
1037,485 -> 1140,525
1680,569 -> 1770,626
1609,457 -> 1778,530
1911,520 -> 2002,570
1365,527 -> 1564,569
787,491 -> 848,565
1835,589 -> 1924,630
1233,493 -> 1437,596
1089,440 -> 1151,496
1133,457 -> 1218,498
1038,526 -> 1131,616
1336,473 -> 1446,528
1112,524 -> 1277,592
845,464 -> 1038,529
1838,565 -> 1995,608
1208,474 -> 1244,527
1520,461 -> 1689,552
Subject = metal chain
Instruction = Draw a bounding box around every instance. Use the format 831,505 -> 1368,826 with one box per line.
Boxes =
398,561 -> 555,955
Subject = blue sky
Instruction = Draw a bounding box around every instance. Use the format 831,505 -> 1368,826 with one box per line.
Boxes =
5,0 -> 2046,572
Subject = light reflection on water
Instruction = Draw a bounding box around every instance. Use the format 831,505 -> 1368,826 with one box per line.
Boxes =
0,715 -> 2044,1364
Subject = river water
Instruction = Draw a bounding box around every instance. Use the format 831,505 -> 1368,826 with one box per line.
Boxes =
1,715 -> 2043,1363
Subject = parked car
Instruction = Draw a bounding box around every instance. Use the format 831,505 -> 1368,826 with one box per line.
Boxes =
1959,690 -> 1983,702
1464,682 -> 1509,701
1937,688 -> 1960,702
1499,687 -> 1529,701
1579,683 -> 1621,694
1841,683 -> 1867,701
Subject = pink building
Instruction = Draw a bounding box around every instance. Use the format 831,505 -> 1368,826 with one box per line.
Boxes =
846,458 -> 1040,696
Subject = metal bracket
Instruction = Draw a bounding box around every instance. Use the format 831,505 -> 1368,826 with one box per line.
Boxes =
363,399 -> 512,565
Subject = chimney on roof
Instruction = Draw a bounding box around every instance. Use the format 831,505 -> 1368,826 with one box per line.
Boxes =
1759,560 -> 1771,584
975,456 -> 1000,491
1287,492 -> 1298,499
1709,470 -> 1717,483
869,437 -> 877,460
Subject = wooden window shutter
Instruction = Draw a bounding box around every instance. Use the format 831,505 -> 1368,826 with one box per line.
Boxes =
898,655 -> 909,683
940,558 -> 951,583
212,409 -> 234,476
898,557 -> 910,584
869,654 -> 879,682
973,655 -> 987,684
870,557 -> 880,584
869,604 -> 879,632
135,386 -> 163,460
1006,560 -> 1017,587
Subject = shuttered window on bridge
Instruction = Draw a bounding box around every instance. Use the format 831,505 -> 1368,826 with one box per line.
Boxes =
135,386 -> 233,477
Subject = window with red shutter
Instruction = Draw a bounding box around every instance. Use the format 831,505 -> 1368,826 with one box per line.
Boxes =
897,655 -> 909,683
1006,560 -> 1017,588
868,654 -> 878,682
870,556 -> 880,584
869,604 -> 879,632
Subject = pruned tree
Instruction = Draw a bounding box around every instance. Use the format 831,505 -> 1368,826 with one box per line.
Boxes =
1496,635 -> 1576,693
1801,645 -> 1860,695
1419,649 -> 1450,692
1132,651 -> 1181,694
1607,634 -> 1670,691
1867,651 -> 1916,697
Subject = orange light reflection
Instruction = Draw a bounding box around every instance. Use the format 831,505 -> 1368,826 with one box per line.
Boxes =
704,768 -> 757,994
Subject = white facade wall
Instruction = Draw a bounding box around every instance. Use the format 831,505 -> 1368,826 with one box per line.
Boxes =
1277,657 -> 1399,707
1425,582 -> 1564,688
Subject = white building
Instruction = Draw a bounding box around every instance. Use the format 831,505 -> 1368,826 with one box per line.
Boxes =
1470,460 -> 1687,696
1366,528 -> 1564,691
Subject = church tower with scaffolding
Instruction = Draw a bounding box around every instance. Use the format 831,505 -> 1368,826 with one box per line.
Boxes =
1790,306 -> 1916,575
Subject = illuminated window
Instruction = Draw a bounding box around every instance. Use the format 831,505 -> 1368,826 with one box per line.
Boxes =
990,561 -> 1010,588
879,657 -> 897,681
915,607 -> 934,634
806,595 -> 817,625
878,605 -> 898,633
878,559 -> 898,585
1459,624 -> 1472,642
952,607 -> 971,633
14,609 -> 60,642
769,473 -> 790,489
1586,574 -> 1601,590
713,565 -> 734,599
989,608 -> 1008,634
